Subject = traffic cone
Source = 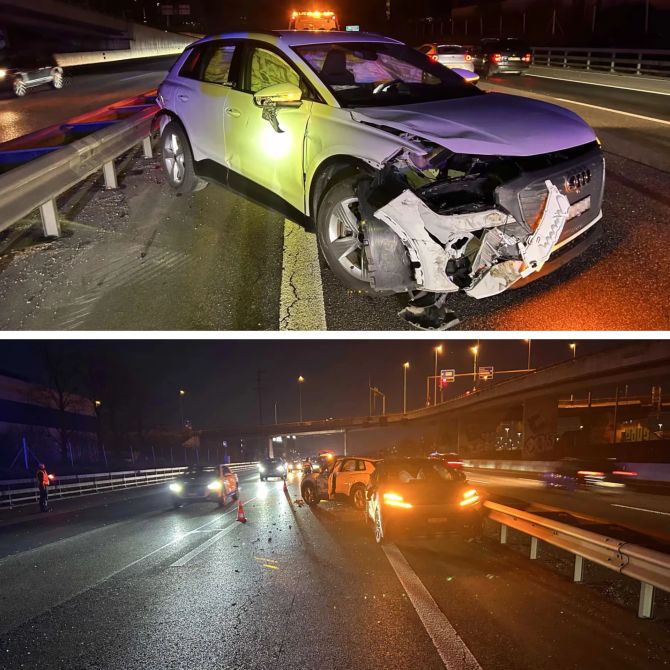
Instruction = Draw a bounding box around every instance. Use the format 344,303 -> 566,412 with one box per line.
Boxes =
237,497 -> 247,523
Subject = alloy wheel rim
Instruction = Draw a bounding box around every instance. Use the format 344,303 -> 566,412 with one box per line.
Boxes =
14,80 -> 26,96
326,196 -> 365,281
375,512 -> 383,543
164,132 -> 185,185
353,489 -> 365,510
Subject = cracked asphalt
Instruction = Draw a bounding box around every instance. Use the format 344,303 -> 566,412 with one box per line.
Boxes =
2,470 -> 669,670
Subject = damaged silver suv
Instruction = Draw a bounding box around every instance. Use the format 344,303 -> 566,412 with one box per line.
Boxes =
157,31 -> 604,328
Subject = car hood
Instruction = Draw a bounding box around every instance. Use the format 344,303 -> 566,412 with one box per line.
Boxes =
350,92 -> 597,157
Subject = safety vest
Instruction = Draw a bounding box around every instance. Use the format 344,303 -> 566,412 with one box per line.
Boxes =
37,470 -> 49,487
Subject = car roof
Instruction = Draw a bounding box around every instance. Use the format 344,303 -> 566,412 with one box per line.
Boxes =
190,30 -> 402,49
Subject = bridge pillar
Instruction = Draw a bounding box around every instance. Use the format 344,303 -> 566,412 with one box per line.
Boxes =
522,395 -> 559,459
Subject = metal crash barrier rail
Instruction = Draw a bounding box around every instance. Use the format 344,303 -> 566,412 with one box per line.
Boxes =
485,500 -> 670,619
531,47 -> 670,79
0,462 -> 259,510
0,91 -> 159,238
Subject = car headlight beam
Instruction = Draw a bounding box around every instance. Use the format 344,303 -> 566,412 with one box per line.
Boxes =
207,480 -> 222,491
169,482 -> 183,493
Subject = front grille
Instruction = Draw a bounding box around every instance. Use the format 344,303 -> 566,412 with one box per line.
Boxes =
496,145 -> 605,243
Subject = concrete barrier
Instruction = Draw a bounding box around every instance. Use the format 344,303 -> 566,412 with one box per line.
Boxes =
54,24 -> 195,67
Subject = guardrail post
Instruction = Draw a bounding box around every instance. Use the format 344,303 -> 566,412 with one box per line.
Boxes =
636,53 -> 642,76
142,136 -> 153,159
610,52 -> 615,73
530,536 -> 539,559
638,583 -> 655,619
586,52 -> 591,71
573,555 -> 584,582
500,524 -> 508,544
39,199 -> 61,237
103,160 -> 118,189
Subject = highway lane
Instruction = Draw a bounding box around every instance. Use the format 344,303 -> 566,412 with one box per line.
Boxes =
2,471 -> 670,670
0,75 -> 668,330
468,469 -> 670,541
0,57 -> 176,145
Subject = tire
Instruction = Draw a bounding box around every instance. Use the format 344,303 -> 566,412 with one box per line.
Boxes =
12,77 -> 27,97
316,175 -> 376,294
160,121 -> 208,195
260,476 -> 265,482
171,497 -> 181,509
51,71 -> 64,89
350,485 -> 366,511
302,483 -> 319,507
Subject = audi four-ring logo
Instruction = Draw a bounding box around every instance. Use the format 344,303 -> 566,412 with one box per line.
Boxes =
565,169 -> 592,192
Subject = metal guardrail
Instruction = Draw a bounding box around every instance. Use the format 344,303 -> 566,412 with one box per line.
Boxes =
0,96 -> 158,238
485,500 -> 670,619
531,47 -> 670,79
0,462 -> 259,510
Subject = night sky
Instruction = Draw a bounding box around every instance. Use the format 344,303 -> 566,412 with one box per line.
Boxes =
0,339 -> 625,430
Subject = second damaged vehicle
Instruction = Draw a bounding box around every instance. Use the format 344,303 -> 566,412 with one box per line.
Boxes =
157,31 -> 604,328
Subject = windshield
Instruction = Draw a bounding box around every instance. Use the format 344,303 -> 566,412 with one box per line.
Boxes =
293,41 -> 482,108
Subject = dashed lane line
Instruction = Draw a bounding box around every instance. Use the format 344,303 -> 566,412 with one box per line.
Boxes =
612,504 -> 670,516
383,543 -> 482,670
279,219 -> 327,331
170,521 -> 239,567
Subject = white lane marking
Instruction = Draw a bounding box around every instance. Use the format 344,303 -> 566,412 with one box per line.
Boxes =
526,72 -> 670,98
116,73 -> 156,82
549,96 -> 670,126
115,496 -> 256,574
382,543 -> 482,670
279,219 -> 327,331
612,504 -> 670,517
170,521 -> 239,567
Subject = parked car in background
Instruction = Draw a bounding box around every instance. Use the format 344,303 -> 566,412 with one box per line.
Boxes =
428,451 -> 466,477
301,456 -> 378,509
0,50 -> 64,97
169,465 -> 239,508
543,458 -> 637,491
417,43 -> 474,72
470,38 -> 531,77
365,458 -> 483,544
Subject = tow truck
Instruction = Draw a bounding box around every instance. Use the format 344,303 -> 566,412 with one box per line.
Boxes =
300,455 -> 377,510
288,10 -> 339,31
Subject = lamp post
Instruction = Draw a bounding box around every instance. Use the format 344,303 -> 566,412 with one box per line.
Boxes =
402,362 -> 410,414
178,389 -> 186,428
470,344 -> 479,390
298,376 -> 305,422
433,344 -> 443,406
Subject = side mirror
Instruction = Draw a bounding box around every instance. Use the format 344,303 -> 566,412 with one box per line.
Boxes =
253,82 -> 303,107
452,68 -> 480,85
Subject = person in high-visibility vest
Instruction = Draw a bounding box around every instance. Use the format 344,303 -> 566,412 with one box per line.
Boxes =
36,464 -> 50,512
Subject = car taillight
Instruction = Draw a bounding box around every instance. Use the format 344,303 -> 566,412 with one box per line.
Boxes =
613,470 -> 638,477
522,53 -> 532,63
447,460 -> 463,467
577,470 -> 605,477
460,489 -> 480,507
430,54 -> 439,62
464,54 -> 472,62
491,53 -> 502,63
383,492 -> 413,509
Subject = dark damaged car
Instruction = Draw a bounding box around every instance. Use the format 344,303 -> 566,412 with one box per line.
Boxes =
157,31 -> 604,328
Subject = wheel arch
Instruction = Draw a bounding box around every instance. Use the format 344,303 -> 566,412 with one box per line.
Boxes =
307,155 -> 375,221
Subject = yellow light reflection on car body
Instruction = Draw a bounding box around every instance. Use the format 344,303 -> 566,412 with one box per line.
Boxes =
260,125 -> 292,159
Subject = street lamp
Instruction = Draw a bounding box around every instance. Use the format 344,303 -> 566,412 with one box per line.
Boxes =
569,343 -> 577,359
403,362 -> 410,414
524,339 -> 532,371
178,389 -> 186,428
470,344 -> 479,390
298,376 -> 305,422
433,344 -> 443,406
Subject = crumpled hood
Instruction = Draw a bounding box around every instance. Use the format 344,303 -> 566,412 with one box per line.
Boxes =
351,92 -> 597,156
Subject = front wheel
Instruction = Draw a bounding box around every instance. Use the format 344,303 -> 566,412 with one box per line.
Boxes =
374,510 -> 388,544
302,483 -> 319,507
316,176 -> 372,293
160,121 -> 208,195
51,71 -> 64,89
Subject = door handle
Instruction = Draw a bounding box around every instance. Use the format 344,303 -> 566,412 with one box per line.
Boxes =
226,108 -> 241,118
177,94 -> 189,102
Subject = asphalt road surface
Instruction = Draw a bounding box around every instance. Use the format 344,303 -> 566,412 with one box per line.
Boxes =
1,470 -> 669,670
0,71 -> 668,330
